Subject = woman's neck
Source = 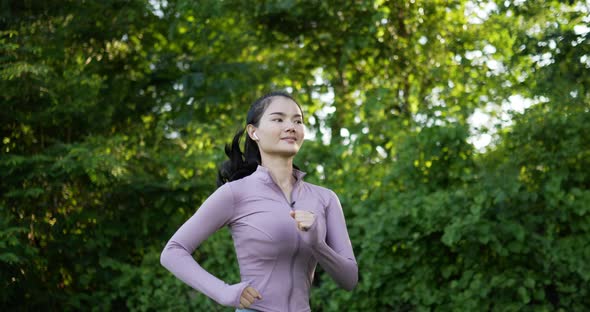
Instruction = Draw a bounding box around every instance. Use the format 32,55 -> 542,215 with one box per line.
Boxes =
260,156 -> 295,189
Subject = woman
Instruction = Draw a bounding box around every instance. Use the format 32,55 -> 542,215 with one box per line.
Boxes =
160,91 -> 357,312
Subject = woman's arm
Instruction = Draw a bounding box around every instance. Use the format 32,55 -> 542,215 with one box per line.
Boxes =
294,190 -> 358,290
160,183 -> 249,307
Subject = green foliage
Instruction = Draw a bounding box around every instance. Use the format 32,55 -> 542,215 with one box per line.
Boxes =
2,0 -> 589,311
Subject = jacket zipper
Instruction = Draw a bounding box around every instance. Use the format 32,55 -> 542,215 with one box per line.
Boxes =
288,233 -> 301,312
273,181 -> 300,312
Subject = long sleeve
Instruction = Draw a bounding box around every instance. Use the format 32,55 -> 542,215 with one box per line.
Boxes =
300,190 -> 358,290
160,183 -> 248,307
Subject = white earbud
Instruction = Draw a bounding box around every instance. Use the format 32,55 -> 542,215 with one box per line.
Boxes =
253,132 -> 260,141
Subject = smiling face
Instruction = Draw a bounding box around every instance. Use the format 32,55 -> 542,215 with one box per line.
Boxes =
248,96 -> 305,159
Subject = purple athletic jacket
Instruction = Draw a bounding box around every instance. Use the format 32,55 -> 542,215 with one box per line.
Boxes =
160,166 -> 357,312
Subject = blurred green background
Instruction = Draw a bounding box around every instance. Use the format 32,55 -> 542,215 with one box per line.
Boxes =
1,0 -> 589,311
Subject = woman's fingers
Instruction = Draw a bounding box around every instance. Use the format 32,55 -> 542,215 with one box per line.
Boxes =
240,286 -> 262,308
240,295 -> 253,308
245,286 -> 262,299
290,210 -> 315,231
242,291 -> 255,302
239,296 -> 250,308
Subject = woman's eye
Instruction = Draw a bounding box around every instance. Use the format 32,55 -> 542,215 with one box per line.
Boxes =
273,118 -> 283,122
295,120 -> 303,124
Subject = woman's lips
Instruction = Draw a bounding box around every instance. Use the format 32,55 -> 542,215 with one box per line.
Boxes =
281,137 -> 297,143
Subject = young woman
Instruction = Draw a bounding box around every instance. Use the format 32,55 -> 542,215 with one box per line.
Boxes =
160,91 -> 357,312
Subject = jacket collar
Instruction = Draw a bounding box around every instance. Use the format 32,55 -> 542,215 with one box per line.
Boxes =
253,165 -> 306,185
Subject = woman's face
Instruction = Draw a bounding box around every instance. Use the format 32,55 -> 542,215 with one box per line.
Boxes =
251,96 -> 305,158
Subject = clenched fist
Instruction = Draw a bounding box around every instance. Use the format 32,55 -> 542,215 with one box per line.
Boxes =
290,210 -> 315,231
239,286 -> 262,309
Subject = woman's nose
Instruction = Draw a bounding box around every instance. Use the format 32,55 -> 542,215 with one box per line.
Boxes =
284,121 -> 296,131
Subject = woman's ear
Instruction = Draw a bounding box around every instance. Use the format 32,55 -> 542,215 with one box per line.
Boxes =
246,124 -> 258,141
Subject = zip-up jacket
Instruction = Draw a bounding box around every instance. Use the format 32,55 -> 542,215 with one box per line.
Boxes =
160,166 -> 358,312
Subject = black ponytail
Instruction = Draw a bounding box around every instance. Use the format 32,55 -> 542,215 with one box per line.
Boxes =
216,127 -> 260,186
217,91 -> 301,187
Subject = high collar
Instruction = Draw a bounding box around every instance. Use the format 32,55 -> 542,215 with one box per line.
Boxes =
253,165 -> 306,185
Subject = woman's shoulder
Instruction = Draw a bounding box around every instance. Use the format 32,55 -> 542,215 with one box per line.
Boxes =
302,181 -> 339,202
219,173 -> 261,196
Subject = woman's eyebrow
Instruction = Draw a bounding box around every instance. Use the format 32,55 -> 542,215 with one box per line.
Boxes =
269,112 -> 303,118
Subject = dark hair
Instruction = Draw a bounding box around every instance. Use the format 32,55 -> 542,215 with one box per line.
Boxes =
217,91 -> 302,187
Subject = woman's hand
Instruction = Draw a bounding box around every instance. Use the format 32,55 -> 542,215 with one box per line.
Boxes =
290,210 -> 326,248
290,210 -> 315,231
290,210 -> 324,247
239,286 -> 262,309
